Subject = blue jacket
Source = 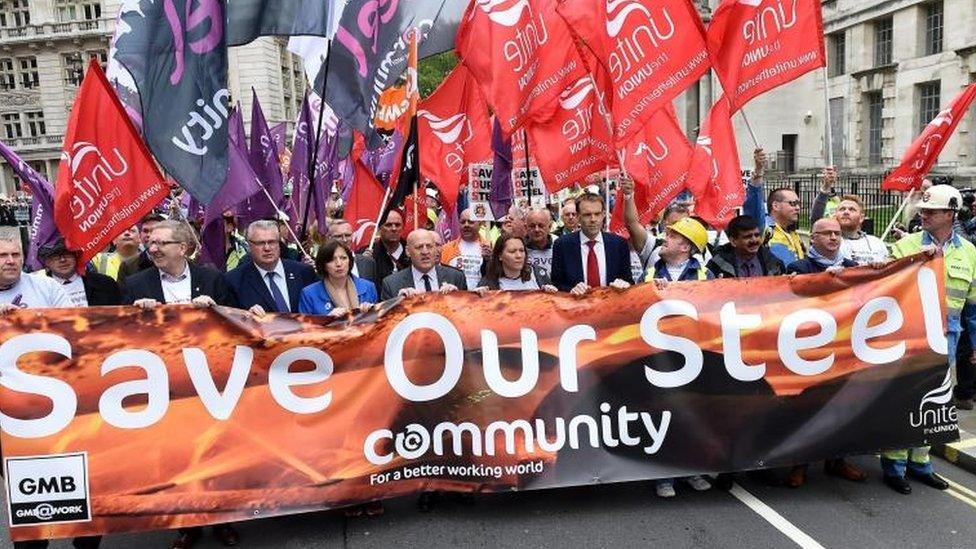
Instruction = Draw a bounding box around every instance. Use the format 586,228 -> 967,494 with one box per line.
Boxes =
224,259 -> 317,313
298,276 -> 378,315
786,257 -> 857,275
550,231 -> 635,291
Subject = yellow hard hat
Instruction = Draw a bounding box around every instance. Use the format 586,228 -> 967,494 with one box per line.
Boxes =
667,217 -> 708,254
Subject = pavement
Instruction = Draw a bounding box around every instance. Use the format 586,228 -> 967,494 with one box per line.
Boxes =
2,453 -> 976,548
934,406 -> 976,476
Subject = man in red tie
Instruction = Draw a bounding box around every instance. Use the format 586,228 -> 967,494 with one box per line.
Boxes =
550,193 -> 634,294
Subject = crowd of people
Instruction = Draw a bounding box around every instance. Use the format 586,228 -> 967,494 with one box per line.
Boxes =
1,148 -> 974,548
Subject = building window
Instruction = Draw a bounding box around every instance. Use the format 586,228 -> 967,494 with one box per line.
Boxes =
924,1 -> 943,55
829,31 -> 845,76
918,81 -> 941,133
17,57 -> 38,89
874,17 -> 893,67
0,58 -> 14,90
24,111 -> 44,137
2,113 -> 22,139
0,0 -> 30,27
55,0 -> 100,22
867,92 -> 883,165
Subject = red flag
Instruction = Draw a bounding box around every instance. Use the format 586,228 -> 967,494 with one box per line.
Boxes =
686,96 -> 743,229
556,0 -> 710,143
613,105 -> 693,231
55,60 -> 168,271
457,0 -> 587,136
706,0 -> 826,112
418,65 -> 492,214
883,83 -> 976,191
343,157 -> 386,252
526,73 -> 615,193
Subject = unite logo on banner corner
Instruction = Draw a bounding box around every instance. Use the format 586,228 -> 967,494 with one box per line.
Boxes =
54,60 -> 169,271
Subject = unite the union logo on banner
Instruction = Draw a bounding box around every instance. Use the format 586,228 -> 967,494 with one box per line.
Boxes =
909,370 -> 958,435
476,0 -> 531,26
605,0 -> 651,38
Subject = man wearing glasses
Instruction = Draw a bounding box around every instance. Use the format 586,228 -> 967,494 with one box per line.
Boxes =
743,149 -> 808,266
121,220 -> 235,310
225,220 -> 317,315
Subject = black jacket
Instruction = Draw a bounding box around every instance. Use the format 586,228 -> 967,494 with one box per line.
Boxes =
372,239 -> 410,284
706,244 -> 786,279
122,263 -> 237,306
786,256 -> 858,275
82,272 -> 122,306
116,250 -> 154,285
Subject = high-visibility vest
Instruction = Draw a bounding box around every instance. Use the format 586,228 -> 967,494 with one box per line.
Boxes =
891,231 -> 976,324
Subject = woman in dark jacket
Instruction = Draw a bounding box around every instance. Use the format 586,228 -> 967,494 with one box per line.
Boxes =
475,235 -> 557,293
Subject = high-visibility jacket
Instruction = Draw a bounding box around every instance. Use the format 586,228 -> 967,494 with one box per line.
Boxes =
647,257 -> 713,282
92,252 -> 126,281
891,231 -> 976,341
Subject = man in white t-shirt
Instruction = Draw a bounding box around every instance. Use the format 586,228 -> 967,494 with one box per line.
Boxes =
0,227 -> 71,314
441,208 -> 490,290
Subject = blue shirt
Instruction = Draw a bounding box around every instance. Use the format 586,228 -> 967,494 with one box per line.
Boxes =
298,276 -> 378,315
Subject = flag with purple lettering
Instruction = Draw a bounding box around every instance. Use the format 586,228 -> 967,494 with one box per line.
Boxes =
0,140 -> 59,270
247,89 -> 284,223
114,0 -> 229,204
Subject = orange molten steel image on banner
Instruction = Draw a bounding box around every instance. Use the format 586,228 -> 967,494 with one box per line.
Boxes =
0,256 -> 956,540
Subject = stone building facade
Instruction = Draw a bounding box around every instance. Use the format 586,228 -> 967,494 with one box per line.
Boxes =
0,0 -> 307,195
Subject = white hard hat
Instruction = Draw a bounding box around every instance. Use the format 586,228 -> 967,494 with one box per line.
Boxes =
917,185 -> 963,211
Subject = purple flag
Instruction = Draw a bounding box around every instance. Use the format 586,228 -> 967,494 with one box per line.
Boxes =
200,138 -> 263,270
489,118 -> 514,219
228,104 -> 247,151
245,89 -> 284,225
361,131 -> 403,188
286,96 -> 313,235
0,140 -> 59,270
311,127 -> 339,233
270,122 -> 287,155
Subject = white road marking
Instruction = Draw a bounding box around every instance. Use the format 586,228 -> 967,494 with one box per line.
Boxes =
729,483 -> 826,549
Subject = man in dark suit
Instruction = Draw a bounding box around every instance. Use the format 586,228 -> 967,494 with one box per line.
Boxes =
372,209 -> 410,283
551,193 -> 634,294
380,229 -> 467,300
117,212 -> 165,284
328,219 -> 378,286
38,239 -> 121,307
225,220 -> 317,314
121,220 -> 236,309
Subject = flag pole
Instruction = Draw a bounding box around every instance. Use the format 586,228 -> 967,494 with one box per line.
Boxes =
301,39 -> 333,243
255,177 -> 313,263
881,189 -> 915,241
738,108 -> 760,149
821,66 -> 835,167
368,185 -> 393,248
590,76 -> 625,231
522,127 -> 531,211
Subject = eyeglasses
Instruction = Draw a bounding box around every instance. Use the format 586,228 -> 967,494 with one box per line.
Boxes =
147,240 -> 181,248
248,239 -> 280,248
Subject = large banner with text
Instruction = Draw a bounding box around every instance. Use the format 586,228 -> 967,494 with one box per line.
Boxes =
0,256 -> 957,540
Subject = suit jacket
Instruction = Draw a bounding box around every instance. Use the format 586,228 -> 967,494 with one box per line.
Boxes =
224,259 -> 317,313
82,272 -> 122,306
372,240 -> 410,285
354,254 -> 378,287
380,265 -> 468,300
550,231 -> 635,291
116,250 -> 154,285
122,263 -> 237,306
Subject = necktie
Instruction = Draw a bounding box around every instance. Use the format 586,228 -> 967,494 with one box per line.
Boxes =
422,274 -> 432,292
266,272 -> 290,312
586,240 -> 600,287
742,261 -> 753,277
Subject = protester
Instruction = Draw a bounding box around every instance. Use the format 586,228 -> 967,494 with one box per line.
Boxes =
894,177 -> 934,237
121,220 -> 236,310
551,194 -> 633,294
327,219 -> 379,286
810,168 -> 889,265
299,240 -> 377,317
93,225 -> 140,280
618,176 -> 699,270
441,208 -> 491,290
0,228 -> 102,549
525,208 -> 555,281
557,199 -> 579,236
742,149 -> 807,265
786,218 -> 858,275
39,238 -> 121,307
475,235 -> 557,292
117,212 -> 166,283
225,220 -> 317,314
372,209 -> 410,283
380,229 -> 466,300
500,205 -> 528,239
882,184 -> 976,494
706,215 -> 785,278
222,212 -> 249,270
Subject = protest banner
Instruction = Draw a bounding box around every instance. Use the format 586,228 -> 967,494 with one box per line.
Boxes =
512,167 -> 548,211
468,162 -> 495,221
0,256 -> 956,541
